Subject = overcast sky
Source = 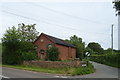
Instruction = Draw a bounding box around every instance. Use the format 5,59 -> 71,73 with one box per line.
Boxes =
0,0 -> 118,50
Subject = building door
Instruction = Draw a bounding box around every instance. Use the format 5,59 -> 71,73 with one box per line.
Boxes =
40,49 -> 44,60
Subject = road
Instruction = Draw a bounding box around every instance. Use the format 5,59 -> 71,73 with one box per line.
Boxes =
2,67 -> 67,78
71,61 -> 119,78
1,61 -> 120,78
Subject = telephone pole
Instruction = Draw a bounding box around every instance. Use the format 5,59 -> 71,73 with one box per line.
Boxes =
111,24 -> 113,53
118,12 -> 120,50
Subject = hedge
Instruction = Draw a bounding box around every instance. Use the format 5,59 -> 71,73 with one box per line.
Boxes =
90,52 -> 120,68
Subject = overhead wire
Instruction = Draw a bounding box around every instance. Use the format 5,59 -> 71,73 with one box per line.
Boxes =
2,6 -> 82,30
2,10 -> 83,32
2,7 -> 109,35
27,2 -> 109,26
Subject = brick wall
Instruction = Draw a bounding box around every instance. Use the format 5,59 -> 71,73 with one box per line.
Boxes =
55,44 -> 69,60
23,60 -> 86,68
55,44 -> 76,60
34,34 -> 53,59
34,34 -> 76,60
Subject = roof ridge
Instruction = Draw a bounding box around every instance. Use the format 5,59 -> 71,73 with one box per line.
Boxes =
43,33 -> 65,42
42,33 -> 56,43
42,33 -> 76,48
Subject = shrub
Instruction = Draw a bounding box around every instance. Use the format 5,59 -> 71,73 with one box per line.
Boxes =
90,52 -> 120,68
73,62 -> 95,75
20,41 -> 38,61
22,52 -> 38,61
2,46 -> 23,65
2,27 -> 23,64
46,46 -> 60,61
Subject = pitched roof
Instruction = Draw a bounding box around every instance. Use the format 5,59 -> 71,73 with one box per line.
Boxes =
41,33 -> 76,48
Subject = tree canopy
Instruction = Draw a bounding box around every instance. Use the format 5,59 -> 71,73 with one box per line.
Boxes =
66,35 -> 85,60
87,42 -> 104,54
2,26 -> 23,64
113,1 -> 120,12
18,23 -> 39,42
2,24 -> 38,64
46,46 -> 60,61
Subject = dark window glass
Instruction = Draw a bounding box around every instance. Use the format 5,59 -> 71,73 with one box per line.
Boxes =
47,44 -> 53,49
40,49 -> 44,54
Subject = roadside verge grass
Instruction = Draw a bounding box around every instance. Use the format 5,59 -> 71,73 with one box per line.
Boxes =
2,62 -> 95,76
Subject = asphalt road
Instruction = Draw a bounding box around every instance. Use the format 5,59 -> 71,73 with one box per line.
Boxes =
1,67 -> 66,78
72,61 -> 119,78
1,61 -> 120,78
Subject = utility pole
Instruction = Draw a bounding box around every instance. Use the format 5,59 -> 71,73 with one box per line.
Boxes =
118,12 -> 120,50
111,24 -> 114,53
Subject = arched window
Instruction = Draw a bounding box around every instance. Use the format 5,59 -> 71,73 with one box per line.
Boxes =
35,45 -> 38,49
40,49 -> 44,54
34,45 -> 38,51
47,44 -> 53,49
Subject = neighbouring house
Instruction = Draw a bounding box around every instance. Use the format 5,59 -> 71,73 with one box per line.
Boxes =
34,33 -> 76,60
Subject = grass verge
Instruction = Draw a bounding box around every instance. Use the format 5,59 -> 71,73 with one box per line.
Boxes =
2,62 -> 95,76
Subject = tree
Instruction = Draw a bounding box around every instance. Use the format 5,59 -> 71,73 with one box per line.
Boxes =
104,48 -> 113,54
18,23 -> 39,42
18,23 -> 39,61
66,35 -> 85,60
2,23 -> 39,64
20,41 -> 38,61
113,1 -> 120,12
87,42 -> 104,54
84,47 -> 95,56
2,27 -> 23,64
46,46 -> 60,61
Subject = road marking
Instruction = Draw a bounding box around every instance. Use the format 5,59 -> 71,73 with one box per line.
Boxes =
54,76 -> 68,78
0,75 -> 9,78
60,76 -> 68,78
25,70 -> 38,73
54,76 -> 60,78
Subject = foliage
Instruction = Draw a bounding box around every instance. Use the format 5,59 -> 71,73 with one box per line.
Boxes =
46,46 -> 60,61
18,23 -> 39,42
2,27 -> 23,64
73,62 -> 95,75
18,23 -> 38,61
113,1 -> 120,12
84,47 -> 95,57
2,24 -> 38,64
104,48 -> 112,54
66,35 -> 85,60
20,41 -> 36,53
90,52 -> 120,68
22,52 -> 38,61
87,42 -> 104,54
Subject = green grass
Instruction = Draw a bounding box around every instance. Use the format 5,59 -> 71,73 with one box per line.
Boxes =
2,62 -> 95,76
72,62 -> 95,75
